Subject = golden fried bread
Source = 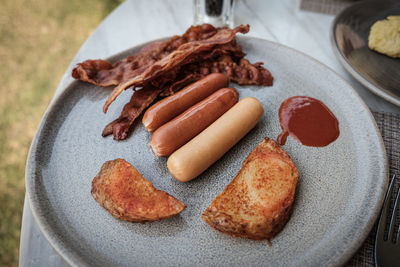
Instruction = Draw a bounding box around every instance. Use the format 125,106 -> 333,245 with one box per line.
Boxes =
202,138 -> 299,240
91,159 -> 185,222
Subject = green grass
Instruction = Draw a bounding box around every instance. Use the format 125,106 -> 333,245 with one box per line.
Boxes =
0,0 -> 123,265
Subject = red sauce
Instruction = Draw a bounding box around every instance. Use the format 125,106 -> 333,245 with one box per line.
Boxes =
277,96 -> 339,147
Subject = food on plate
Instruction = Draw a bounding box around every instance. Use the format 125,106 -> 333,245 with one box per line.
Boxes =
167,97 -> 263,182
150,87 -> 239,157
91,158 -> 186,222
277,96 -> 339,147
102,86 -> 163,140
72,24 -> 273,140
100,24 -> 269,113
72,24 -> 219,87
368,16 -> 400,58
142,73 -> 229,132
202,138 -> 299,240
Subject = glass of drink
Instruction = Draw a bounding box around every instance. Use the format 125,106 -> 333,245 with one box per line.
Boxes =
193,0 -> 235,27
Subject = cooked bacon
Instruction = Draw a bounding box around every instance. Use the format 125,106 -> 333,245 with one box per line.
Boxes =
72,24 -> 274,140
103,25 -> 250,113
178,55 -> 273,86
72,24 -> 218,87
159,73 -> 204,97
102,86 -> 162,140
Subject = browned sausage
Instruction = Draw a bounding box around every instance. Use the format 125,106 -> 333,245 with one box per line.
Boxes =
142,73 -> 229,132
149,88 -> 239,157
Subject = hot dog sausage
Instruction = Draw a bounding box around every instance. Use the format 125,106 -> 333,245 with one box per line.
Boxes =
167,97 -> 264,182
142,73 -> 229,132
149,88 -> 239,157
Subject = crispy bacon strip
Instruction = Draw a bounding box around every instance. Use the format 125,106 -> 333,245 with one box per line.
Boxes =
103,25 -> 250,113
72,24 -> 218,87
102,86 -> 163,140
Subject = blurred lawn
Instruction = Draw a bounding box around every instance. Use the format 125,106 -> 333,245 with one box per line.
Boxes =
0,0 -> 123,265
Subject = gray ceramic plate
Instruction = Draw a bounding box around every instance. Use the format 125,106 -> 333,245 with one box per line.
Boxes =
331,0 -> 400,106
26,37 -> 388,266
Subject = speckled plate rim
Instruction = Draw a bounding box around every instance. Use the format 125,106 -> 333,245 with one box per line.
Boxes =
330,0 -> 400,107
25,36 -> 388,267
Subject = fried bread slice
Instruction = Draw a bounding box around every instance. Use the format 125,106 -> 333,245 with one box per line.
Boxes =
91,158 -> 185,222
202,138 -> 299,240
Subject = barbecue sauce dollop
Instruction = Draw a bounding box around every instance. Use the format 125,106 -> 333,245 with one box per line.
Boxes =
277,96 -> 339,147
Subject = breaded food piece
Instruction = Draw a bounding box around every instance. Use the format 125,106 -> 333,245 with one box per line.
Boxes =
368,16 -> 400,58
91,159 -> 185,222
202,138 -> 299,240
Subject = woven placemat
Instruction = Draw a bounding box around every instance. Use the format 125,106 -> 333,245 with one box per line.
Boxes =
300,0 -> 359,15
346,112 -> 400,266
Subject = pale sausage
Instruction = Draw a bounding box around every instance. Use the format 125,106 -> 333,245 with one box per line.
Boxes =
142,73 -> 229,132
149,88 -> 239,157
167,97 -> 264,182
